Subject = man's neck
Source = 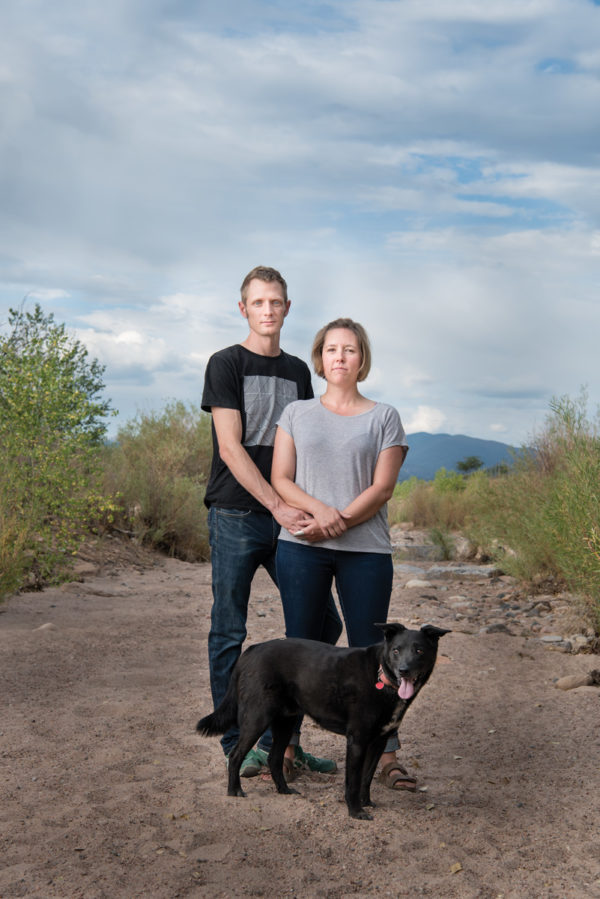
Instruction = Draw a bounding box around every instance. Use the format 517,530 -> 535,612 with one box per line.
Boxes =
241,333 -> 282,358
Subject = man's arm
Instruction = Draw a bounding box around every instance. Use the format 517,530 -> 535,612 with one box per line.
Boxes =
211,407 -> 307,531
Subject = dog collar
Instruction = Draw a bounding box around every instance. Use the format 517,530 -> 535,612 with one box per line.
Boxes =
375,665 -> 397,691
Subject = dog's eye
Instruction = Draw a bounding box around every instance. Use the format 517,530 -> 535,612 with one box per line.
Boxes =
415,647 -> 423,655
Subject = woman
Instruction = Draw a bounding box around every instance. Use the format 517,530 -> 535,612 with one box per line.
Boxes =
271,318 -> 415,791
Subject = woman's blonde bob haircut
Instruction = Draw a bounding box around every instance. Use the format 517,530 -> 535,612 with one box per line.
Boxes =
311,318 -> 372,382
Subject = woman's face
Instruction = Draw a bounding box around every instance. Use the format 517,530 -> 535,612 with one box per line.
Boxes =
321,327 -> 362,384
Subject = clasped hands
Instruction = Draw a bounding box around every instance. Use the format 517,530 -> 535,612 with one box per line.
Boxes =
290,502 -> 350,541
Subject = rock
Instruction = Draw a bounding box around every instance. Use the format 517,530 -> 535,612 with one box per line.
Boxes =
394,564 -> 426,576
452,535 -> 476,561
570,635 -> 592,649
479,623 -> 513,635
525,607 -> 543,617
405,579 -> 434,589
498,575 -> 519,586
449,599 -> 471,609
540,634 -> 563,643
428,564 -> 500,580
72,560 -> 100,578
396,544 -> 445,562
555,673 -> 595,690
34,623 -> 57,632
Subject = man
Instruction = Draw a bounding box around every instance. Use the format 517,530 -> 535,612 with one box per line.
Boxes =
201,265 -> 341,776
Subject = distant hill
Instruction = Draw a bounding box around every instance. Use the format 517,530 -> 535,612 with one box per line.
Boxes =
399,432 -> 516,482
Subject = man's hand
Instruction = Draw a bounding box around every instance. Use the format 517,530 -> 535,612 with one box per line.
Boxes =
272,501 -> 310,533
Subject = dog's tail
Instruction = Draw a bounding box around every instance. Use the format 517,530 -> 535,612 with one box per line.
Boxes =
196,675 -> 239,737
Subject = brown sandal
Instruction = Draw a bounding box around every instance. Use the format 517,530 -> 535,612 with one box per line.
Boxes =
378,761 -> 417,792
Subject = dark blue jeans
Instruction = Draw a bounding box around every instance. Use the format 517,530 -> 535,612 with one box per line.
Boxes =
207,507 -> 342,755
276,540 -> 393,646
276,540 -> 399,753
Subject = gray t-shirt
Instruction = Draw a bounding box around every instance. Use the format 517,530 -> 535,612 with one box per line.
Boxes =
277,398 -> 408,553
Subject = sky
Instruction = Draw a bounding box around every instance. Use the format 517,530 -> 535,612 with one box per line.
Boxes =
1,0 -> 600,447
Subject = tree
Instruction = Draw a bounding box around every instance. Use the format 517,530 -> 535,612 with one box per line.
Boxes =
0,303 -> 114,594
456,455 -> 484,474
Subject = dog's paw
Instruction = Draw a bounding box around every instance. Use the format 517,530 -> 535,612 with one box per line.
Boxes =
276,784 -> 300,796
227,786 -> 247,798
349,807 -> 373,820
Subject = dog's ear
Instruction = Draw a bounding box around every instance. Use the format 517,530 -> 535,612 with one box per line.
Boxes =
421,624 -> 452,641
375,622 -> 406,640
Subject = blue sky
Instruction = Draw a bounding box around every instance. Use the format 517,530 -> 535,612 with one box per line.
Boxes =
1,0 -> 600,446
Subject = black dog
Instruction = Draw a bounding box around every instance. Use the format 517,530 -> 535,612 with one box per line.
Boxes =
197,622 -> 450,819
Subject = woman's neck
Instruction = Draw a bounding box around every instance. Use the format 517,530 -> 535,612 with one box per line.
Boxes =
320,386 -> 375,416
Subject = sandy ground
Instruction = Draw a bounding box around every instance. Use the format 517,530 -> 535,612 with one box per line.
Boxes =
1,534 -> 600,899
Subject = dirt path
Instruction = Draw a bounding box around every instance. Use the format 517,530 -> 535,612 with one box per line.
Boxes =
1,536 -> 599,898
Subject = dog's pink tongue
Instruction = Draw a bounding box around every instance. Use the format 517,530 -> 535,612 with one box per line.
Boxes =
398,678 -> 415,700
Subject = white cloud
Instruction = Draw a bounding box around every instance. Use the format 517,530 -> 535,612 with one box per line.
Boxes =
404,406 -> 448,434
1,0 -> 600,445
28,288 -> 70,301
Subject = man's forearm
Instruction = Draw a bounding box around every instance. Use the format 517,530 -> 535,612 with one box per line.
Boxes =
219,441 -> 283,514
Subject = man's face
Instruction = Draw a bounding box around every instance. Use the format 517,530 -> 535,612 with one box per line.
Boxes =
239,279 -> 290,337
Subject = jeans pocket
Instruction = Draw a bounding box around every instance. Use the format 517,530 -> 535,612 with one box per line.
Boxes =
214,507 -> 252,520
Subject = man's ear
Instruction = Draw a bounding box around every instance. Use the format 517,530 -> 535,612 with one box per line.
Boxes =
238,300 -> 248,319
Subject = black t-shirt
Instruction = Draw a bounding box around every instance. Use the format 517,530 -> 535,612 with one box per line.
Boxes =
201,344 -> 313,512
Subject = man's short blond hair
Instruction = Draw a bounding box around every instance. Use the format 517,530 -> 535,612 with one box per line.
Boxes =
240,266 -> 288,304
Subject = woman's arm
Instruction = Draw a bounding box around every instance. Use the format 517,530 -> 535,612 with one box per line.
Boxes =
341,444 -> 407,527
271,427 -> 348,538
211,408 -> 306,532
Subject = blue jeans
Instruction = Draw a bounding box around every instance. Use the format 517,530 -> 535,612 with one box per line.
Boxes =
207,507 -> 342,756
276,540 -> 399,753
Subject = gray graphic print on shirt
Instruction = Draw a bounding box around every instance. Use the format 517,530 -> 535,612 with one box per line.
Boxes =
243,375 -> 298,447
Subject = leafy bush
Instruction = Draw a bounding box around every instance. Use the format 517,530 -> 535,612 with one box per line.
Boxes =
391,393 -> 599,632
457,455 -> 484,473
102,402 -> 212,561
389,471 -> 485,530
429,526 -> 455,560
433,467 -> 466,494
468,392 -> 600,630
0,304 -> 113,596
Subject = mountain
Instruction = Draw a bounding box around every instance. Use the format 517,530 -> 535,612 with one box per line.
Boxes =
399,432 -> 516,482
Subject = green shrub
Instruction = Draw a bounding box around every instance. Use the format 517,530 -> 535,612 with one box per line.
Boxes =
102,402 -> 212,561
0,483 -> 29,596
390,394 -> 599,631
468,392 -> 600,630
457,455 -> 484,473
0,304 -> 113,596
429,526 -> 455,560
389,474 -> 473,530
433,467 -> 466,493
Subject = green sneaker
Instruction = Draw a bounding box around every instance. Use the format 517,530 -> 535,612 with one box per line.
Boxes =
240,747 -> 269,778
292,745 -> 337,774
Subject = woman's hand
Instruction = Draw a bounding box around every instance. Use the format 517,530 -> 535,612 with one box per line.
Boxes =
305,503 -> 349,539
292,511 -> 348,542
